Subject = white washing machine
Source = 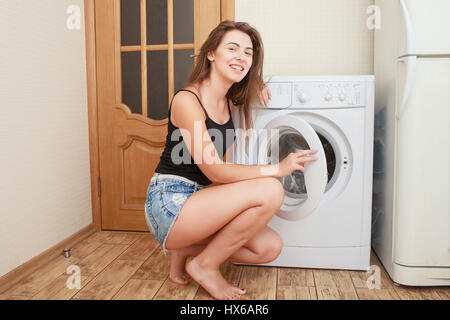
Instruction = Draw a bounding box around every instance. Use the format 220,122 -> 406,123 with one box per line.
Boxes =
231,75 -> 374,270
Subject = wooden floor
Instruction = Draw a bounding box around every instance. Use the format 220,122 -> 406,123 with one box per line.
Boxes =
1,231 -> 449,300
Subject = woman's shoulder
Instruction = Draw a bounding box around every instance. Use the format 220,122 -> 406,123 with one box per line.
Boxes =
173,87 -> 202,106
171,88 -> 206,127
173,86 -> 203,106
183,85 -> 199,93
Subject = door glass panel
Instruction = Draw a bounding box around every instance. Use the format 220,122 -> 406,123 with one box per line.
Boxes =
173,0 -> 194,43
174,49 -> 194,93
147,51 -> 168,120
121,51 -> 142,114
121,0 -> 141,46
147,0 -> 167,45
318,132 -> 336,185
270,129 -> 310,205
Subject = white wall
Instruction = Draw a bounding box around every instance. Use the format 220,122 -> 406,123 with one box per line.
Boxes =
0,0 -> 92,278
236,0 -> 374,75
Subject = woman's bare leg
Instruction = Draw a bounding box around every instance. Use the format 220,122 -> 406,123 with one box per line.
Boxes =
169,226 -> 283,285
185,203 -> 279,299
164,177 -> 285,299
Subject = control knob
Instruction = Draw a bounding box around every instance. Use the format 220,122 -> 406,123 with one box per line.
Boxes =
324,93 -> 333,101
296,91 -> 309,103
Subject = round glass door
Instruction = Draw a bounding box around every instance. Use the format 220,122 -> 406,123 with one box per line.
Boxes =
268,129 -> 338,203
257,115 -> 328,221
268,128 -> 309,206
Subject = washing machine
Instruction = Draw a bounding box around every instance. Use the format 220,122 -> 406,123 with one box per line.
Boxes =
231,75 -> 374,270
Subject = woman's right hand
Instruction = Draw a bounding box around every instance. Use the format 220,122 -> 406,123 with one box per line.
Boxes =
275,150 -> 318,178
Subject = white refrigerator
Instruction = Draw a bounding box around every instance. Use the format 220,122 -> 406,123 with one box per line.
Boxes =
372,0 -> 449,286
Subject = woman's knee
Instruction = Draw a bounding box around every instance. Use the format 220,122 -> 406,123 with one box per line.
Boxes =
263,232 -> 283,262
252,230 -> 283,263
258,177 -> 284,210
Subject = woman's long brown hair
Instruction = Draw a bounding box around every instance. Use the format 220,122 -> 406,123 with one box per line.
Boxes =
184,20 -> 265,131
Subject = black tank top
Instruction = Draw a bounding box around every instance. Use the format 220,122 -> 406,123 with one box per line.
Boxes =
154,89 -> 236,186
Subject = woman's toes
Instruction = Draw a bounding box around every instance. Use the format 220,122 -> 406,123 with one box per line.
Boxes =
232,288 -> 246,299
170,273 -> 191,285
224,287 -> 246,300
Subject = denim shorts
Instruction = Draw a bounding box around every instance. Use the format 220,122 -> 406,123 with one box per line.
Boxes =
144,173 -> 207,254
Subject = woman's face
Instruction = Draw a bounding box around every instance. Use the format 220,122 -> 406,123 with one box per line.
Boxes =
208,30 -> 254,84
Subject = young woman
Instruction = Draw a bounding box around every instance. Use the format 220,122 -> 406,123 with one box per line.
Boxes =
145,21 -> 317,300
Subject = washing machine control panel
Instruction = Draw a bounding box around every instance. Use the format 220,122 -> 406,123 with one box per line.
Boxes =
266,81 -> 366,109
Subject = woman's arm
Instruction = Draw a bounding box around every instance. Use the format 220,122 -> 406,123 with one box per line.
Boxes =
172,91 -> 315,184
172,92 -> 279,184
211,162 -> 279,184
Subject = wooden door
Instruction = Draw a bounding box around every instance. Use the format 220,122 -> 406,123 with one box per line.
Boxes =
94,0 -> 223,231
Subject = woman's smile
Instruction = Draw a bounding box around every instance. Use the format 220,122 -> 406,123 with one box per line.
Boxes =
229,64 -> 245,73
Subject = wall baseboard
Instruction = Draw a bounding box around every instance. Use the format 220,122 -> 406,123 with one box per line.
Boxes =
0,224 -> 96,295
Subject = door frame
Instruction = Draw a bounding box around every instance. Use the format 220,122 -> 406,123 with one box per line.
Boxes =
83,0 -> 235,231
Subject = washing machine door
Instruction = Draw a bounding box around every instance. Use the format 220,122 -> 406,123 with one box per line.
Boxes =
256,115 -> 328,221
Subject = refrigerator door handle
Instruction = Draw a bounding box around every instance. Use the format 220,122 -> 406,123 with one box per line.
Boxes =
396,55 -> 417,120
399,0 -> 416,55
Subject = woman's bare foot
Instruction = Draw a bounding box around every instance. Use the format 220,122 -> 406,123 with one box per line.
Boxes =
169,249 -> 191,285
186,258 -> 246,300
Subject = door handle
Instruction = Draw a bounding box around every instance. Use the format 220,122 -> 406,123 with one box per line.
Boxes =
400,0 -> 416,56
396,55 -> 417,120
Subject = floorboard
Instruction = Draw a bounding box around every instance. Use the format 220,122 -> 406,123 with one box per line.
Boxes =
1,231 -> 448,300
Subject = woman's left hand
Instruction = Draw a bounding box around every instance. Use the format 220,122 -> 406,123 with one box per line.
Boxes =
257,84 -> 271,106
